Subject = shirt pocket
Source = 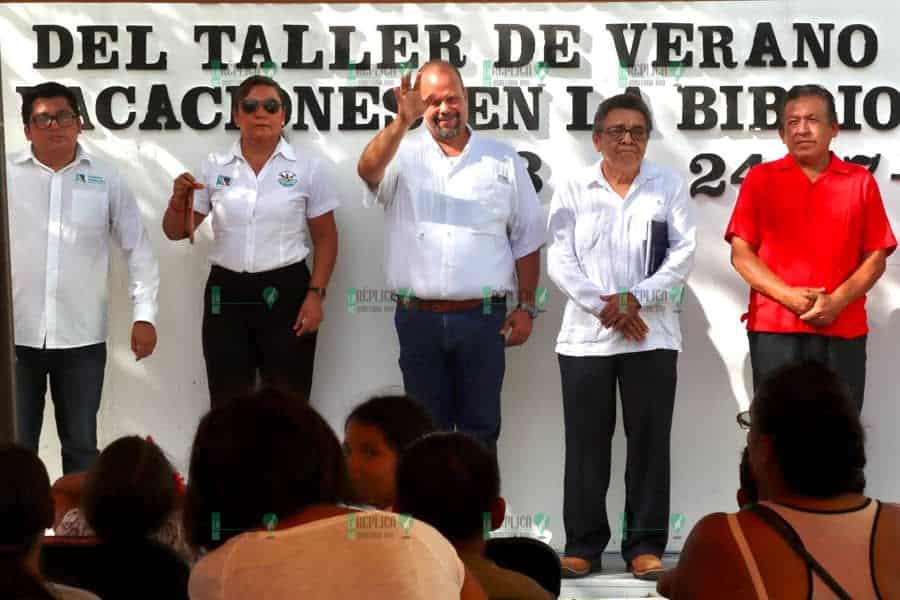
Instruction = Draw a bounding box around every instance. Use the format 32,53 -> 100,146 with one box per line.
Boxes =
70,188 -> 109,230
458,163 -> 513,233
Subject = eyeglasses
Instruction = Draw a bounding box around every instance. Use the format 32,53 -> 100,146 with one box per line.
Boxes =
602,126 -> 648,142
30,110 -> 78,130
737,411 -> 752,431
240,98 -> 282,115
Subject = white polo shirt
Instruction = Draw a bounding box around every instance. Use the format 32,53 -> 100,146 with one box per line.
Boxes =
364,127 -> 545,300
547,160 -> 696,357
193,138 -> 339,273
8,144 -> 159,349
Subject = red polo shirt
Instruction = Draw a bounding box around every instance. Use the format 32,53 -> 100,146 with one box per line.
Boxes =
725,153 -> 896,338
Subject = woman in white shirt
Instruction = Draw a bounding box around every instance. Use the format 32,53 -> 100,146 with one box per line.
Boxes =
182,388 -> 486,600
162,75 -> 338,407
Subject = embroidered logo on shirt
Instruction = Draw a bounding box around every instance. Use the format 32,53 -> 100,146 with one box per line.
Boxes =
277,171 -> 298,187
215,175 -> 232,187
73,173 -> 105,185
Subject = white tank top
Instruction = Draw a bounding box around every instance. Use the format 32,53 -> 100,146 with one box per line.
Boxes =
727,499 -> 883,599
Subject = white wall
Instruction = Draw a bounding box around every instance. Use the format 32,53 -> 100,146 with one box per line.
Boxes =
3,1 -> 899,552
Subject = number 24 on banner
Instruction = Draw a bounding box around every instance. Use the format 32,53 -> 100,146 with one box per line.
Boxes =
689,153 -> 884,198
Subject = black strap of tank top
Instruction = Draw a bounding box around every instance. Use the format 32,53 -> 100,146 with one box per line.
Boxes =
749,503 -> 852,600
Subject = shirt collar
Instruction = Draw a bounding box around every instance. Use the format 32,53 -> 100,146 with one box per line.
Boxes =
227,137 -> 296,164
776,151 -> 850,175
14,142 -> 91,167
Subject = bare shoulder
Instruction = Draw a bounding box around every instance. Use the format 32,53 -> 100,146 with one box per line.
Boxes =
665,513 -> 759,600
875,501 -> 900,546
874,501 -> 900,596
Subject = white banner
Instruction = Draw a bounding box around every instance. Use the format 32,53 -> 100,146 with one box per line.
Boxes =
3,1 -> 899,551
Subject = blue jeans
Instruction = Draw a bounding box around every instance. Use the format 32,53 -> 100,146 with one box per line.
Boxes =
394,299 -> 507,449
15,343 -> 106,473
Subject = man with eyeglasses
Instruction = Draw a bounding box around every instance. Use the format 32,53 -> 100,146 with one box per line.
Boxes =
357,60 -> 544,451
547,93 -> 695,580
7,81 -> 160,473
726,84 -> 896,412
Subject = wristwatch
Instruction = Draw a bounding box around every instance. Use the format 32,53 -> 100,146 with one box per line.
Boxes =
515,302 -> 540,320
309,287 -> 327,299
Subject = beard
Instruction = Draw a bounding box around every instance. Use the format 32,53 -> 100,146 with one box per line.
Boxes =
431,113 -> 462,140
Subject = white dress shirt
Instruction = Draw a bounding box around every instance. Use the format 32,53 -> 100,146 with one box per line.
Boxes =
547,160 -> 696,356
193,138 -> 339,273
8,144 -> 159,350
364,127 -> 544,300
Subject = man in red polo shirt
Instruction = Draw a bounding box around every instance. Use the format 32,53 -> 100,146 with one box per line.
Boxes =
725,84 -> 896,411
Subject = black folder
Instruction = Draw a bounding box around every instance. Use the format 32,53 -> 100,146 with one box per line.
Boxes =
644,220 -> 669,278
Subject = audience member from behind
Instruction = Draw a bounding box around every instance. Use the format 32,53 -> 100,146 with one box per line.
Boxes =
395,432 -> 554,600
660,361 -> 900,599
0,444 -> 99,600
53,436 -> 191,562
343,395 -> 436,509
184,388 -> 486,600
41,436 -> 190,599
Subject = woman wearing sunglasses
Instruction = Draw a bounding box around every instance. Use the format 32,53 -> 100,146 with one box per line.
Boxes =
162,75 -> 338,408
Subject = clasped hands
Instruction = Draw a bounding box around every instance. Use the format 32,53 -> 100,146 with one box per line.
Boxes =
782,286 -> 842,328
597,292 -> 648,342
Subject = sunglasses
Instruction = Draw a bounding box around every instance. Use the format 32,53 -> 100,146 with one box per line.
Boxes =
31,110 -> 78,130
240,98 -> 282,115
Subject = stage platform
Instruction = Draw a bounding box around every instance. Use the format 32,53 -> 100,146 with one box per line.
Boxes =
558,553 -> 678,599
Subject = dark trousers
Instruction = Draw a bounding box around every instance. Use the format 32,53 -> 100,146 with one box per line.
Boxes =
558,349 -> 678,566
394,299 -> 507,450
202,261 -> 317,408
748,332 -> 866,412
14,343 -> 107,474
